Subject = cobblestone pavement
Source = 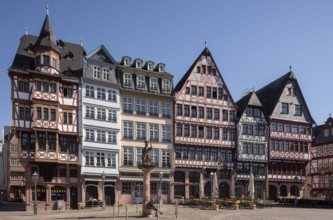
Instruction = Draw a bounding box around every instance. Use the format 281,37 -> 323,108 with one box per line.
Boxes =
1,203 -> 333,220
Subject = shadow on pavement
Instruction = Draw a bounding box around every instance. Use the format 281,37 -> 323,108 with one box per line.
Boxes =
0,201 -> 26,212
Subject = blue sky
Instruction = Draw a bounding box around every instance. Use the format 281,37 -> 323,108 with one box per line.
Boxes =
1,0 -> 333,137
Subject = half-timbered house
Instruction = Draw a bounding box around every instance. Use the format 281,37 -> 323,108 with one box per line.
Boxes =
256,71 -> 315,199
173,47 -> 236,199
8,13 -> 85,210
235,91 -> 269,199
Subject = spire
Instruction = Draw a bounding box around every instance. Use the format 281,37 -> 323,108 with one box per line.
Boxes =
46,4 -> 49,16
289,65 -> 292,72
204,41 -> 207,48
34,13 -> 59,53
25,26 -> 28,35
80,38 -> 83,47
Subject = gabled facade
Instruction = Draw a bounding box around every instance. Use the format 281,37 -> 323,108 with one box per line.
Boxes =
235,91 -> 269,199
173,47 -> 236,199
80,45 -> 120,206
117,56 -> 174,204
8,14 -> 85,210
257,71 -> 315,199
310,116 -> 333,199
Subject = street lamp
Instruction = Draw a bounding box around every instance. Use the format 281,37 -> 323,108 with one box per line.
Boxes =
31,171 -> 38,215
293,176 -> 300,206
159,171 -> 164,208
101,171 -> 106,210
210,172 -> 214,199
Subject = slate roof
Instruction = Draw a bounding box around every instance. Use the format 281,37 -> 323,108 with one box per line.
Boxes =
34,14 -> 60,54
313,117 -> 333,146
10,34 -> 85,78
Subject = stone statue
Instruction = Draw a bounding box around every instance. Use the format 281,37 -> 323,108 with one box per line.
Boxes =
142,140 -> 153,165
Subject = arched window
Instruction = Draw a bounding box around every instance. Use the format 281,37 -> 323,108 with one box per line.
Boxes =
32,185 -> 46,201
51,186 -> 67,201
290,185 -> 299,197
280,185 -> 287,197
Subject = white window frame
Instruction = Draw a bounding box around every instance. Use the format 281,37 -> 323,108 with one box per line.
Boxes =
123,97 -> 133,114
161,102 -> 171,118
93,66 -> 100,78
149,100 -> 159,117
85,129 -> 95,141
136,98 -> 146,115
136,122 -> 146,140
108,90 -> 117,102
102,68 -> 109,80
123,73 -> 132,88
137,75 -> 145,90
85,106 -> 95,119
108,131 -> 117,144
107,153 -> 116,168
108,110 -> 117,122
162,125 -> 171,142
162,79 -> 170,93
150,77 -> 158,91
85,151 -> 94,166
149,124 -> 159,142
123,121 -> 133,139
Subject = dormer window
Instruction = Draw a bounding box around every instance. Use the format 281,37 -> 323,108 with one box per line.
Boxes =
159,65 -> 164,72
52,58 -> 57,69
137,75 -> 145,89
136,61 -> 142,68
93,66 -> 100,78
36,55 -> 41,65
43,55 -> 50,66
148,63 -> 153,70
162,79 -> 170,94
123,73 -> 132,88
124,58 -> 130,66
102,68 -> 109,80
150,77 -> 158,91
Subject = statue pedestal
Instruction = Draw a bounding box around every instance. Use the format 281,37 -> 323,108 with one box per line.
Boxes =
139,165 -> 154,217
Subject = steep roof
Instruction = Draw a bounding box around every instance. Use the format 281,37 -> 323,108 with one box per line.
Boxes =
313,117 -> 333,146
34,14 -> 60,53
236,91 -> 263,119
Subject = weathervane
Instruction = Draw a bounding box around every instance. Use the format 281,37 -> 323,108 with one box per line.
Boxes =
204,41 -> 207,48
46,4 -> 49,15
289,65 -> 292,72
25,26 -> 28,35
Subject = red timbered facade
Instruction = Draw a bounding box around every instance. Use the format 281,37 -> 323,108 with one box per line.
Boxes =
310,116 -> 333,199
173,47 -> 236,199
7,14 -> 85,210
256,71 -> 315,199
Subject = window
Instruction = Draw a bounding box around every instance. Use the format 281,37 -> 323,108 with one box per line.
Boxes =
123,73 -> 132,87
295,104 -> 302,116
150,77 -> 158,91
136,148 -> 142,165
38,133 -> 46,150
93,66 -> 100,78
149,100 -> 159,117
222,128 -> 228,141
176,124 -> 182,136
102,68 -> 109,80
136,60 -> 142,68
202,65 -> 206,73
148,62 -> 154,70
207,108 -> 212,119
198,87 -> 204,96
85,151 -> 94,166
43,55 -> 50,65
278,123 -> 284,132
206,127 -> 212,139
189,147 -> 195,160
191,86 -> 197,95
199,107 -> 204,118
191,125 -> 197,138
52,58 -> 57,68
208,66 -> 212,74
36,55 -> 41,65
35,81 -> 41,91
324,129 -> 329,137
123,121 -> 133,139
196,147 -> 202,160
136,98 -> 146,115
150,149 -> 159,166
149,124 -> 159,141
63,87 -> 73,98
108,90 -> 117,102
229,111 -> 235,122
123,97 -> 133,114
137,75 -> 145,89
106,153 -> 116,168
205,148 -> 210,161
259,145 -> 265,155
182,146 -> 188,159
47,133 -> 56,151
214,109 -> 220,120
86,85 -> 95,98
229,129 -> 235,141
206,87 -> 211,98
199,126 -> 204,138
37,107 -> 42,120
177,104 -> 182,116
161,102 -> 171,118
96,153 -> 105,167
150,182 -> 157,195
185,87 -> 190,94
212,148 -> 218,161
108,131 -> 117,144
50,109 -> 56,121
49,83 -> 56,94
122,182 -> 132,194
108,110 -> 117,122
184,124 -> 190,137
97,130 -> 106,142
162,150 -> 171,168
123,147 -> 133,166
43,82 -> 49,93
85,129 -> 94,141
136,123 -> 146,140
214,128 -> 219,140
291,125 -> 298,134
162,125 -> 171,142
222,110 -> 228,121
97,108 -> 106,120
212,88 -> 217,99
97,88 -> 106,100
18,81 -> 29,92
86,106 -> 95,119
162,79 -> 170,93
271,122 -> 277,132
43,108 -> 49,120
184,105 -> 190,117
191,106 -> 197,118
281,103 -> 289,114
218,88 -> 223,100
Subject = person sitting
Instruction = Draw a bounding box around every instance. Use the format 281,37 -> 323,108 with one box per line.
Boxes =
146,198 -> 163,216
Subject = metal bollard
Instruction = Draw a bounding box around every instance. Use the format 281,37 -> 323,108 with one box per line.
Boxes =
126,205 -> 128,220
176,200 -> 179,219
113,204 -> 115,219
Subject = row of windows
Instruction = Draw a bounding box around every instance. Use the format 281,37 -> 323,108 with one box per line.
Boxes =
281,102 -> 302,116
268,162 -> 305,175
18,80 -> 74,98
123,122 -> 171,142
236,163 -> 266,175
316,144 -> 333,153
241,142 -> 266,155
241,124 -> 266,136
122,147 -> 171,167
123,73 -> 171,94
317,158 -> 333,168
196,64 -> 217,75
123,97 -> 171,118
21,132 -> 77,153
85,106 -> 117,122
121,182 -> 169,195
85,151 -> 117,168
185,85 -> 228,101
176,124 -> 234,141
271,122 -> 310,134
323,128 -> 333,137
93,66 -> 111,80
245,106 -> 263,118
85,85 -> 117,102
36,107 -> 73,125
85,129 -> 117,144
175,145 -> 233,162
270,139 -> 309,153
35,81 -> 57,94
176,104 -> 235,121
36,54 -> 58,69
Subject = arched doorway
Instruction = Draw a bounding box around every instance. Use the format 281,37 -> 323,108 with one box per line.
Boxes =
290,185 -> 299,197
70,186 -> 78,209
86,182 -> 98,202
280,185 -> 287,197
204,182 -> 211,198
219,182 -> 229,198
104,183 -> 115,206
269,185 -> 277,200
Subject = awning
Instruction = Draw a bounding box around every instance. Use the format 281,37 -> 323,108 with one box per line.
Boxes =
119,176 -> 172,182
84,178 -> 116,182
